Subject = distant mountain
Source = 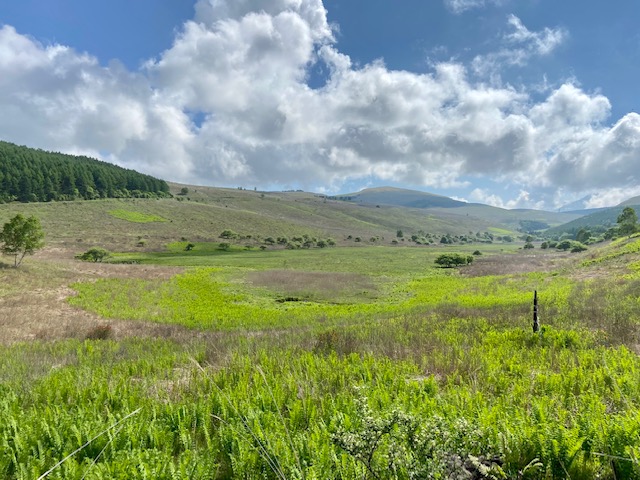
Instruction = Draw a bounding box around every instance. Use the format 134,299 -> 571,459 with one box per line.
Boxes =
331,186 -> 586,229
557,195 -> 593,212
620,195 -> 640,206
330,187 -> 468,209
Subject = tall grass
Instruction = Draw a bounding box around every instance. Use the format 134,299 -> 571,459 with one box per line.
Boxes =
1,326 -> 639,478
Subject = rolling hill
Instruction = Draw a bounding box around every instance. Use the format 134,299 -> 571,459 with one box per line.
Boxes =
546,201 -> 640,237
0,182 -> 599,253
330,186 -> 585,230
330,186 -> 467,208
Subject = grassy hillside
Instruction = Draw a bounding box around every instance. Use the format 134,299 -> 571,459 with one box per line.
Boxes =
0,185 -> 512,253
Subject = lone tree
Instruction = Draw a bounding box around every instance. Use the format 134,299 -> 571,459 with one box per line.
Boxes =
617,207 -> 638,238
0,214 -> 45,267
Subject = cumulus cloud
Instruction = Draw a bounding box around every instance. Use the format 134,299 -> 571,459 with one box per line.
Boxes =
0,1 -> 639,209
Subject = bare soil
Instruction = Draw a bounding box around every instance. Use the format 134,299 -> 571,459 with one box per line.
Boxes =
0,246 -> 189,345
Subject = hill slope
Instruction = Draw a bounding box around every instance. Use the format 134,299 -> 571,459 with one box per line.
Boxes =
547,202 -> 640,236
0,140 -> 169,203
331,186 -> 584,230
0,184 -> 515,252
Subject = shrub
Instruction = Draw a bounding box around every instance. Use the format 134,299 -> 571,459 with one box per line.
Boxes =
77,247 -> 110,262
220,229 -> 239,239
435,253 -> 473,268
85,324 -> 113,340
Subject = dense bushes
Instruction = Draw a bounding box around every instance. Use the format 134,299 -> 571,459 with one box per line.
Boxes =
435,253 -> 474,267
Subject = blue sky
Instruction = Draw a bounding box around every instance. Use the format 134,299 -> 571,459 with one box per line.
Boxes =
1,0 -> 640,209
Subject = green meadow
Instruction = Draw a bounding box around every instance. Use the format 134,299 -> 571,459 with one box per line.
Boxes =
1,195 -> 640,479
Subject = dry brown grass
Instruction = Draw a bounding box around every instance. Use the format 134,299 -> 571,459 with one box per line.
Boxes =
460,251 -> 573,277
247,269 -> 378,303
0,246 -> 187,345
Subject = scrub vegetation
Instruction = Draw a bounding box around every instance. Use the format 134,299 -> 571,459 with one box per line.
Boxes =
1,197 -> 640,479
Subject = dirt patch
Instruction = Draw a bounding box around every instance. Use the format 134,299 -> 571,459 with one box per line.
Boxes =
460,252 -> 573,277
0,250 -> 185,345
247,269 -> 378,302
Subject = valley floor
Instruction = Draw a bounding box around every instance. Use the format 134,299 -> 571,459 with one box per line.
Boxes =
1,238 -> 640,479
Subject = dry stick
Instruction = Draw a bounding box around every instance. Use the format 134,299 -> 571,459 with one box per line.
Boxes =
36,408 -> 142,480
189,357 -> 287,480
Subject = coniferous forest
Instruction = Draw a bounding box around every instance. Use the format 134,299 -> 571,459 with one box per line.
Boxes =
0,141 -> 170,203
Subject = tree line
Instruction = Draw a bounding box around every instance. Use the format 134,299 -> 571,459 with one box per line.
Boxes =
0,141 -> 170,203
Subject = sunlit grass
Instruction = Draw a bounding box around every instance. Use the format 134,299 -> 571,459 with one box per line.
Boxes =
108,209 -> 167,223
3,235 -> 640,478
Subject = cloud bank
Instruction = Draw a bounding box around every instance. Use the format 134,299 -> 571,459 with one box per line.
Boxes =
1,0 -> 639,209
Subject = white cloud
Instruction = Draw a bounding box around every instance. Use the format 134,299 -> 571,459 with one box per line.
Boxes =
470,188 -> 543,209
0,2 -> 640,209
444,0 -> 507,14
584,187 -> 640,209
472,15 -> 567,77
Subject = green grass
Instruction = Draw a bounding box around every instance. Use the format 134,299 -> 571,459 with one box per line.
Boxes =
1,324 -> 639,479
69,246 -> 586,333
108,209 -> 167,223
111,243 -> 518,272
0,186 -> 530,253
2,199 -> 640,478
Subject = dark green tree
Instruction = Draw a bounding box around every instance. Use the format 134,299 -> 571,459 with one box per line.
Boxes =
617,207 -> 638,237
0,214 -> 45,267
0,140 -> 170,203
575,228 -> 591,243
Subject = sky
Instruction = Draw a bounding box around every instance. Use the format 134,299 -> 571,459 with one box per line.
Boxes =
1,0 -> 640,210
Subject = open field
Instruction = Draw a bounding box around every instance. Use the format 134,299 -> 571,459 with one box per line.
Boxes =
1,197 -> 640,478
